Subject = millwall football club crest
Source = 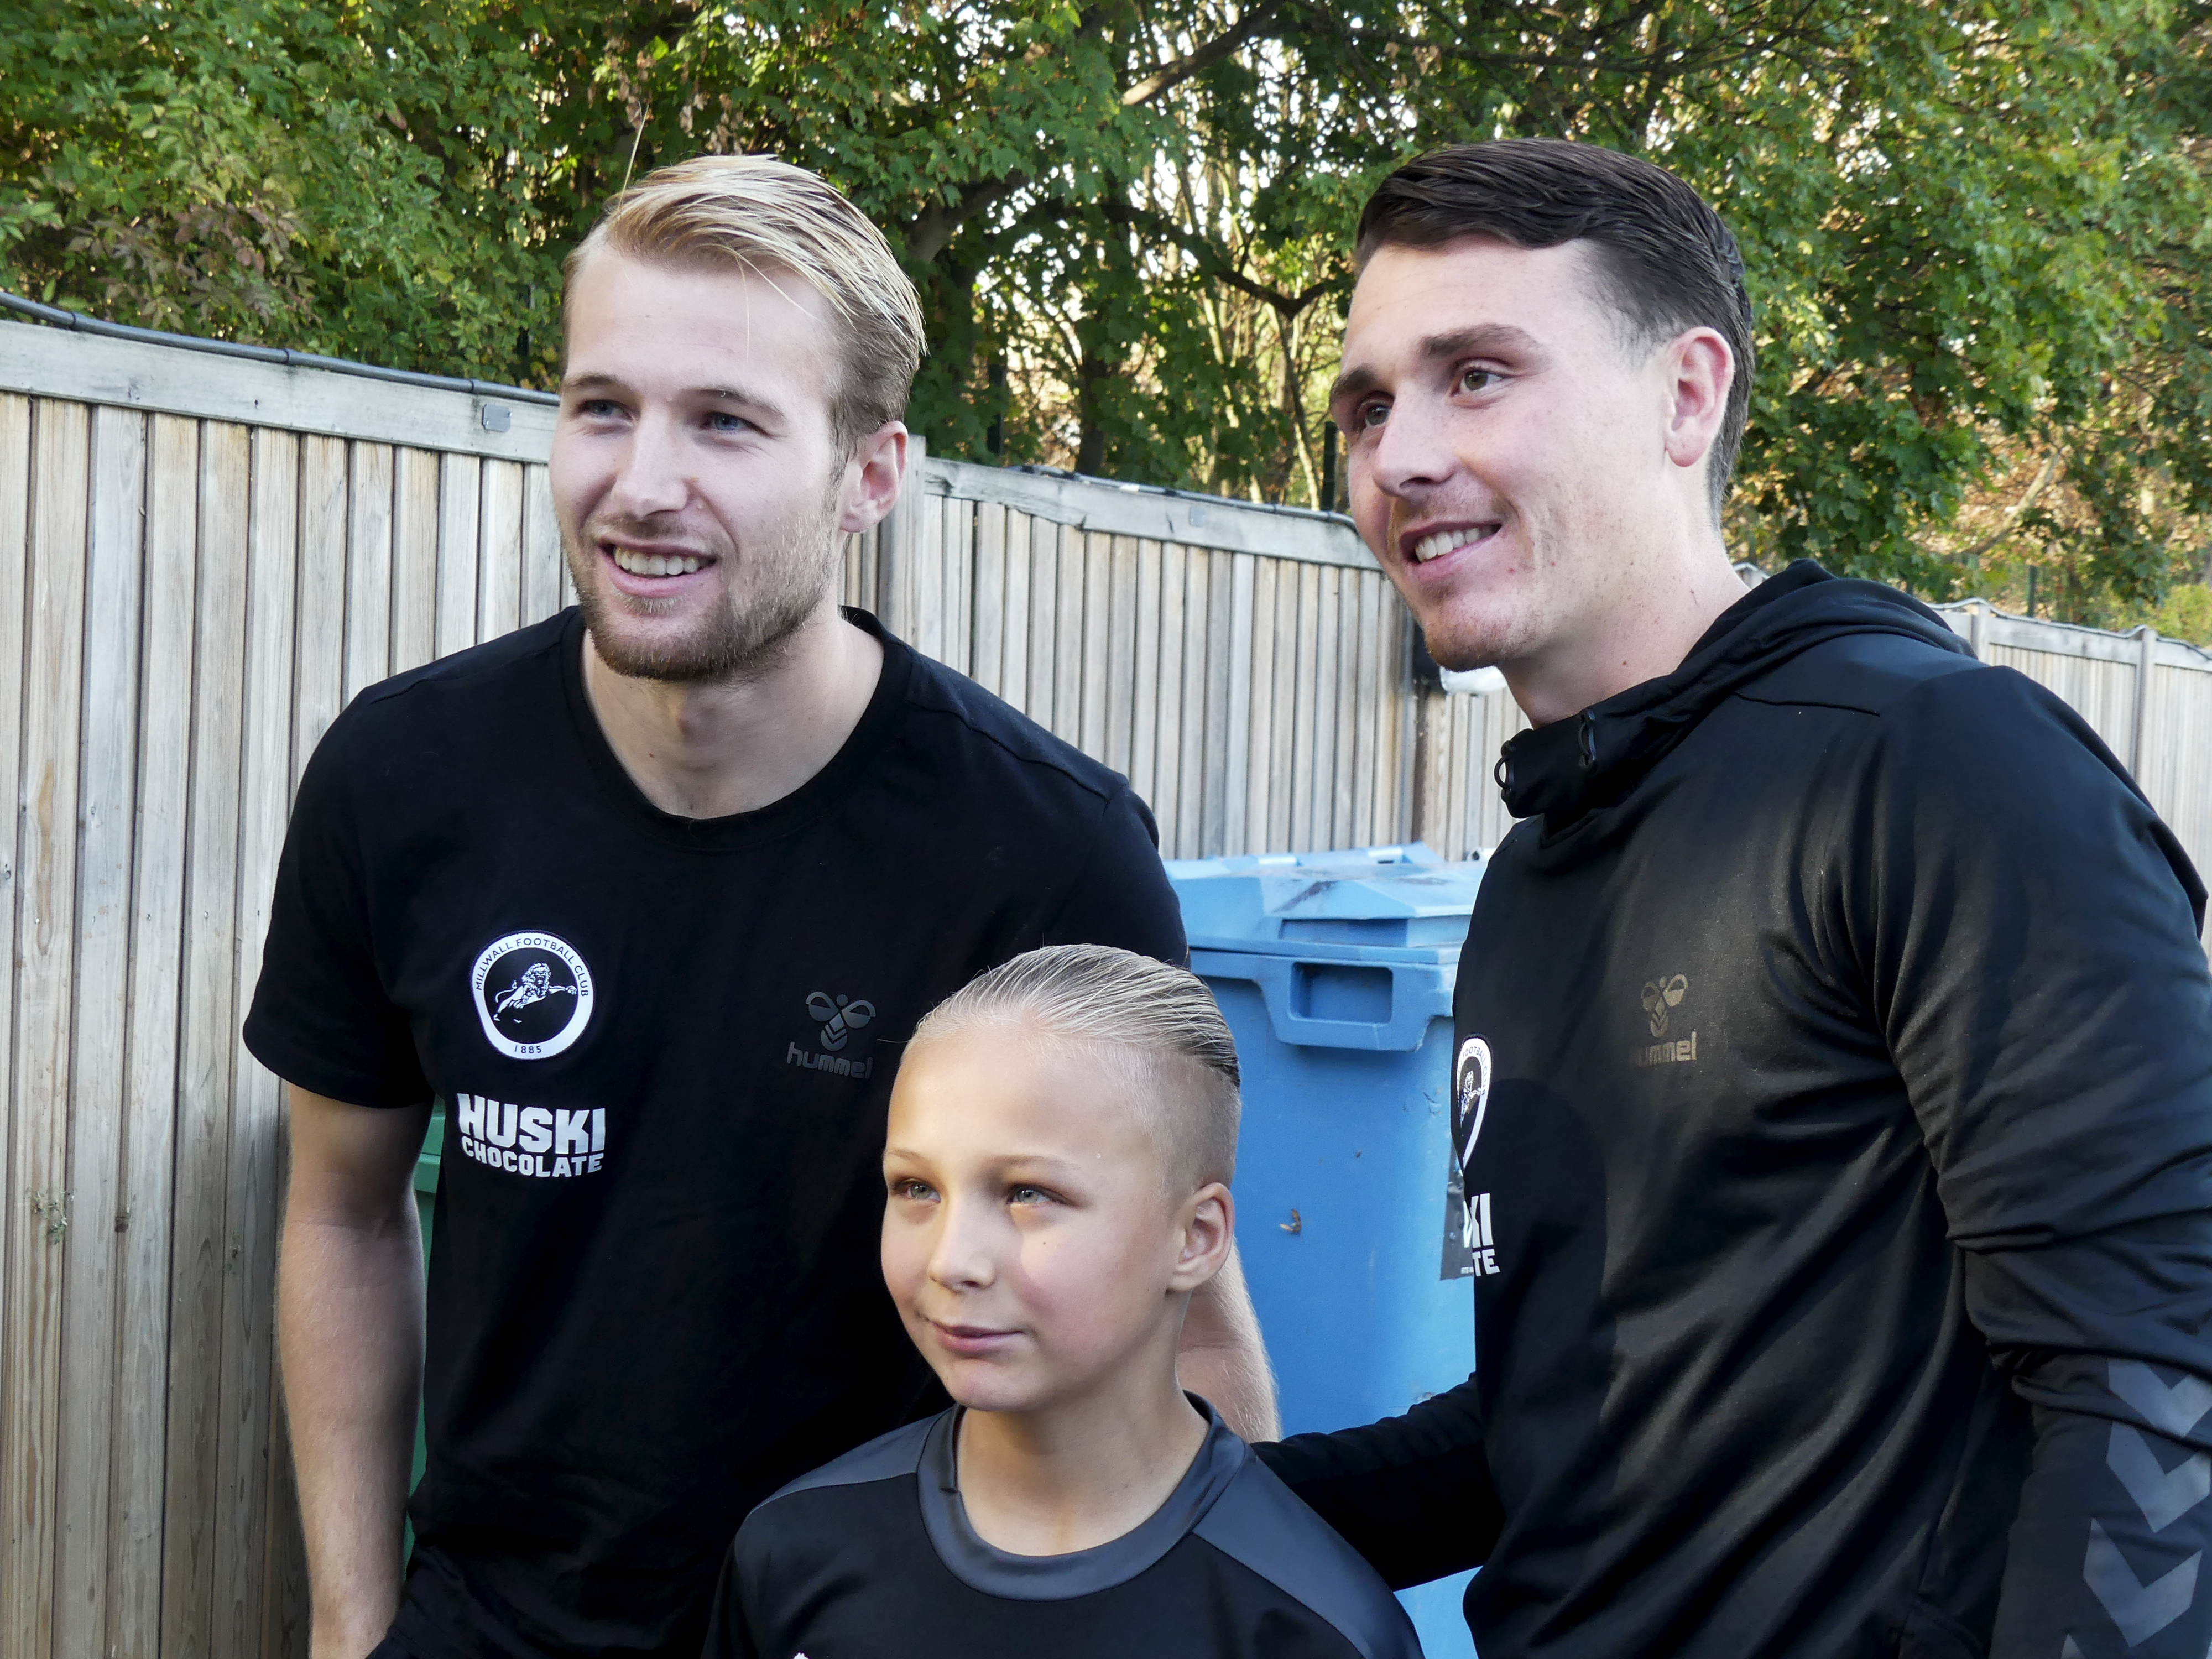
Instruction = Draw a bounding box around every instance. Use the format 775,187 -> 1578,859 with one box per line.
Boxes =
1441,1036 -> 1501,1280
1453,1036 -> 1493,1173
472,931 -> 595,1060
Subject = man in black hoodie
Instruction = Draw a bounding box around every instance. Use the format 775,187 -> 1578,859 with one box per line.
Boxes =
1258,139 -> 2212,1659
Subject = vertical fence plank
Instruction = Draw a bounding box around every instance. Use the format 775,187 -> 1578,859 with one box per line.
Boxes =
1266,568 -> 1302,853
389,449 -> 441,676
162,420 -> 253,1659
1175,549 -> 1211,860
109,416 -> 200,1651
1327,572 -> 1359,848
1027,515 -> 1060,724
0,407 -> 28,1566
477,458 -> 525,645
1103,536 -> 1140,777
1130,541 -> 1162,814
1308,568 -> 1342,853
944,498 -> 975,676
55,407 -> 148,1657
6,397 -> 92,1659
970,504 -> 1006,700
212,427 -> 301,1657
521,466 -> 563,629
1078,534 -> 1114,761
1004,511 -> 1035,712
1242,559 -> 1279,854
1150,545 -> 1186,857
999,513 -> 1031,718
1214,554 -> 1249,857
343,444 -> 394,699
436,455 -> 482,659
293,439 -> 349,787
1348,574 -> 1380,847
1049,527 -> 1084,747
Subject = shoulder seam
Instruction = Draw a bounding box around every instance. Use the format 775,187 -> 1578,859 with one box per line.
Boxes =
900,666 -> 1124,802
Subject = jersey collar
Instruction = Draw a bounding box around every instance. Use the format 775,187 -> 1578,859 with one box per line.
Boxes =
918,1397 -> 1246,1601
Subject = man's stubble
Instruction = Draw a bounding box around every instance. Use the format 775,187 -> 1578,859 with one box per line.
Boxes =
566,467 -> 848,685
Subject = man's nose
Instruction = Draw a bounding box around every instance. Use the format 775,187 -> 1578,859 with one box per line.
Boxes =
1366,394 -> 1462,499
604,411 -> 691,519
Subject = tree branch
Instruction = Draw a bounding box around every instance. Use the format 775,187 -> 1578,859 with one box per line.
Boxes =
1122,1 -> 1285,106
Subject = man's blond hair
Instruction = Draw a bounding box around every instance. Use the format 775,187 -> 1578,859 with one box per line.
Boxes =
565,155 -> 926,451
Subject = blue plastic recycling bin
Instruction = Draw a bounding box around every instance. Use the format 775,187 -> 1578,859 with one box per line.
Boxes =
1169,843 -> 1485,1658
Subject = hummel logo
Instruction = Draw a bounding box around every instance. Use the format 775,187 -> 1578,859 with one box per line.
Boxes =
806,991 -> 875,1052
1640,974 -> 1688,1037
2084,1520 -> 2198,1646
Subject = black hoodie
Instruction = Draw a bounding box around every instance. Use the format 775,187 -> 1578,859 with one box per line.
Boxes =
1257,563 -> 2212,1659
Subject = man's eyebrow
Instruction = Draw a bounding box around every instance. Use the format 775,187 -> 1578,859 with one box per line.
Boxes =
558,372 -> 788,421
1329,323 -> 1547,410
1418,323 -> 1543,363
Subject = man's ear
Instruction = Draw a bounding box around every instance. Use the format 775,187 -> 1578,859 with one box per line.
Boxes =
1662,327 -> 1733,477
838,421 -> 909,534
1167,1182 -> 1235,1293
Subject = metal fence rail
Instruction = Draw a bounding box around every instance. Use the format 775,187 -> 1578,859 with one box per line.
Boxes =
2,316 -> 2209,1657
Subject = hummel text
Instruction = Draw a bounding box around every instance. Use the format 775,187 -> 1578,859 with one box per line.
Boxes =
1632,1031 -> 1698,1068
786,1042 -> 875,1079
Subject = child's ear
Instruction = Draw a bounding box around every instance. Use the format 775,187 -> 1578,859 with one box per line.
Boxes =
1167,1182 -> 1235,1293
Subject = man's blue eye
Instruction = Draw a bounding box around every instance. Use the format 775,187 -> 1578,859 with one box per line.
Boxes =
707,412 -> 749,433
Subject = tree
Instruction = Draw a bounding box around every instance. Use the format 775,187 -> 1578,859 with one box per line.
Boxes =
4,0 -> 2208,630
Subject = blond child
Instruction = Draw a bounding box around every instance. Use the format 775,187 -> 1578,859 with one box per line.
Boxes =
704,944 -> 1422,1658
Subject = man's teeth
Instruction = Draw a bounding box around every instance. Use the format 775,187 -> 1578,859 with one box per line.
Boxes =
612,549 -> 704,577
1412,527 -> 1496,564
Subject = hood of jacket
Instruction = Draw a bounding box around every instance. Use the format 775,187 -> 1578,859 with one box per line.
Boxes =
1495,561 -> 1973,825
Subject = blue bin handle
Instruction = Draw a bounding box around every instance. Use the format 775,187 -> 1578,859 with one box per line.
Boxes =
1190,950 -> 1452,1052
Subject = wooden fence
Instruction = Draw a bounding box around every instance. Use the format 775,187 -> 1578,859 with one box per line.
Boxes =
2,314 -> 2210,1657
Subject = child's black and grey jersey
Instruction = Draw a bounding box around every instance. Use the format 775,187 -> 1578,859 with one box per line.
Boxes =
706,1402 -> 1424,1659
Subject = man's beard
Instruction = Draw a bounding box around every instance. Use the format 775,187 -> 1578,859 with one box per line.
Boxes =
568,478 -> 846,684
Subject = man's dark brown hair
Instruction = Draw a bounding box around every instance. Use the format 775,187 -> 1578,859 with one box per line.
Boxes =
1357,138 -> 1755,517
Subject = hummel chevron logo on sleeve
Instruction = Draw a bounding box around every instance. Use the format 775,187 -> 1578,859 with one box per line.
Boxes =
2108,1423 -> 2212,1532
2083,1520 -> 2199,1646
2110,1362 -> 2212,1441
2058,1638 -> 2083,1658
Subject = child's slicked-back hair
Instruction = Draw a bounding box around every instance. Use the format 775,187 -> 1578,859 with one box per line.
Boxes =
564,154 -> 926,453
912,945 -> 1241,1190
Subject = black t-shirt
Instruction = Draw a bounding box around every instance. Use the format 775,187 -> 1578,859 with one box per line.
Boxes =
243,607 -> 1185,1659
708,1402 -> 1424,1659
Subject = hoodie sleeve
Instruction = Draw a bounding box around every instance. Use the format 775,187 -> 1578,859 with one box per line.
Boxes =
1843,664 -> 2212,1659
1250,1373 -> 1503,1589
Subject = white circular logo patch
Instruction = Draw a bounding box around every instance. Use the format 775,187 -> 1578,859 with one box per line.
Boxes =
471,931 -> 594,1060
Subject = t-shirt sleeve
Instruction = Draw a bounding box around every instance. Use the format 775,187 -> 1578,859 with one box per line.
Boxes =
1841,666 -> 2212,1658
698,1544 -> 762,1659
241,708 -> 430,1108
1039,784 -> 1188,965
1252,1374 -> 1501,1589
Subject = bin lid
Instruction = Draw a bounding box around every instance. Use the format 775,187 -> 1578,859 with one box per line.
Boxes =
1167,842 -> 1484,959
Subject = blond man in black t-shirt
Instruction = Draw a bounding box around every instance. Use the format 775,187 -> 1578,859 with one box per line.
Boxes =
254,156 -> 1276,1659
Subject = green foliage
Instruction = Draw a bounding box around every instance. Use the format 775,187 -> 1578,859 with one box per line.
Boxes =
5,0 -> 2209,620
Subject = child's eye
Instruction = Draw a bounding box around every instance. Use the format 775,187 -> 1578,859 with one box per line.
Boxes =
1007,1185 -> 1055,1207
890,1178 -> 935,1202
